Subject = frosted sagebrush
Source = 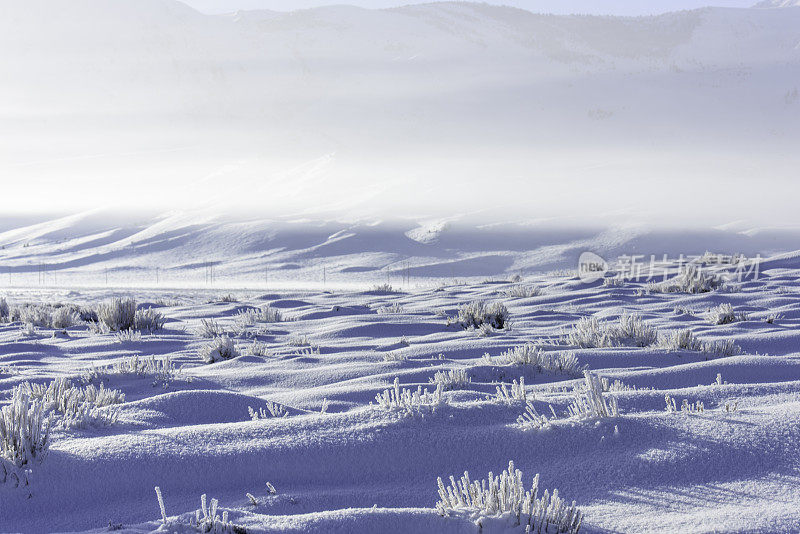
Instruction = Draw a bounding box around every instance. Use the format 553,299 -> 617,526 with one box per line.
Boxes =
0,389 -> 51,468
97,298 -> 137,332
0,297 -> 8,322
517,401 -> 555,430
376,303 -> 405,314
383,351 -> 407,362
16,377 -> 124,429
567,313 -> 658,348
566,371 -> 619,420
430,369 -> 470,390
134,307 -> 166,332
84,355 -> 179,388
500,344 -> 581,374
248,401 -> 288,419
436,461 -> 582,534
496,377 -> 528,404
374,378 -> 444,416
504,285 -> 542,298
660,329 -> 742,357
665,394 -> 704,414
200,335 -> 239,363
198,318 -> 226,338
706,303 -> 747,325
647,265 -> 723,294
457,301 -> 509,330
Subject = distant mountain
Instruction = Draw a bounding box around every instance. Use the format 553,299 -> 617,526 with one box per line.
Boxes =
1,1 -> 799,221
754,0 -> 800,6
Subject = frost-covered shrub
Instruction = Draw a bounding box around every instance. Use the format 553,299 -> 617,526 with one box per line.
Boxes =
0,297 -> 8,322
436,461 -> 582,534
236,305 -> 281,327
13,304 -> 55,328
500,344 -> 581,374
457,301 -> 509,330
200,335 -> 239,363
288,335 -> 311,347
97,298 -> 137,332
662,328 -> 704,351
504,285 -> 542,298
219,294 -> 238,303
496,377 -> 528,404
248,341 -> 270,357
248,400 -> 288,419
154,488 -> 246,533
647,265 -> 722,294
703,339 -> 743,357
115,329 -> 142,343
134,307 -> 166,332
84,355 -> 179,388
15,378 -> 123,429
430,369 -> 470,391
198,318 -> 225,338
566,371 -> 619,420
376,303 -> 405,314
660,329 -> 742,357
0,389 -> 51,467
567,314 -> 657,348
369,283 -> 397,294
665,394 -> 704,414
383,351 -> 407,362
603,276 -> 623,287
50,306 -> 79,329
374,378 -> 444,416
517,400 -> 555,430
706,303 -> 747,325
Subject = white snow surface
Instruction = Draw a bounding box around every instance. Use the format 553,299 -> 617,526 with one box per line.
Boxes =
2,249 -> 800,532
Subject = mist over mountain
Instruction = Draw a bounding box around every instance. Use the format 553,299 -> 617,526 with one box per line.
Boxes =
1,1 -> 798,223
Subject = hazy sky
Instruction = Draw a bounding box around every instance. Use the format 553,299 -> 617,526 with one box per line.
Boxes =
180,0 -> 756,16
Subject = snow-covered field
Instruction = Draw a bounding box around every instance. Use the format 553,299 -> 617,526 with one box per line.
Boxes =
2,250 -> 800,533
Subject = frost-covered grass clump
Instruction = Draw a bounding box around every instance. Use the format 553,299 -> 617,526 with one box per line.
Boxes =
495,377 -> 528,404
567,313 -> 658,348
133,307 -> 166,332
706,303 -> 747,325
3,303 -> 80,329
374,378 -> 444,416
499,344 -> 581,374
15,378 -> 124,429
248,401 -> 288,419
566,371 -> 620,420
83,355 -> 180,388
647,265 -> 723,294
154,488 -> 246,533
457,300 -> 509,330
503,285 -> 542,298
660,329 -> 742,357
436,461 -> 582,534
0,389 -> 51,468
430,369 -> 470,390
96,298 -> 137,332
236,305 -> 282,326
200,335 -> 239,363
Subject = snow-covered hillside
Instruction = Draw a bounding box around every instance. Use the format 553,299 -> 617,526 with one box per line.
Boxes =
2,209 -> 800,290
1,1 -> 799,220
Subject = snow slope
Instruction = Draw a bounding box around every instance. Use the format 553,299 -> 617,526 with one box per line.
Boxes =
2,252 -> 800,532
2,209 -> 800,289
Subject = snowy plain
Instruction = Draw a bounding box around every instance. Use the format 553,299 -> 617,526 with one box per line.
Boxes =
2,240 -> 800,533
